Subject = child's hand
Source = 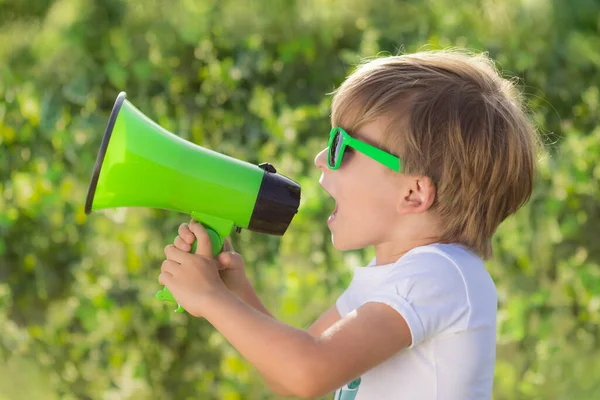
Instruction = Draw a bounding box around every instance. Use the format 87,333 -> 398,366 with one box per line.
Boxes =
174,220 -> 196,252
159,224 -> 228,317
174,220 -> 248,293
216,237 -> 248,293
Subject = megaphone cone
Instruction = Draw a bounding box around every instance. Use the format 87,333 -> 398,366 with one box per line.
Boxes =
85,92 -> 301,312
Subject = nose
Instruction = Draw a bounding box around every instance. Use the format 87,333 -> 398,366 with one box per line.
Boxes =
314,147 -> 328,170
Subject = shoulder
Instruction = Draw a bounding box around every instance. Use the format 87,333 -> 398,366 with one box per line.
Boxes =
398,242 -> 481,268
392,243 -> 494,290
385,243 -> 497,333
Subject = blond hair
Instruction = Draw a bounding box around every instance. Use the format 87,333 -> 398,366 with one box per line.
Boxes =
331,49 -> 541,259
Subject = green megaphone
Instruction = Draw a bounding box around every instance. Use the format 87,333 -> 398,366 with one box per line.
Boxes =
85,92 -> 301,312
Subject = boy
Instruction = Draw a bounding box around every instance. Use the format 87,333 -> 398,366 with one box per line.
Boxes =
158,49 -> 539,399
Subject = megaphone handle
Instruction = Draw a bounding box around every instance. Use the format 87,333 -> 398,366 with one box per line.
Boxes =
155,225 -> 224,313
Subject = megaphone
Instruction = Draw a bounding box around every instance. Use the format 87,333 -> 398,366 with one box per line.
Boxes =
85,92 -> 301,312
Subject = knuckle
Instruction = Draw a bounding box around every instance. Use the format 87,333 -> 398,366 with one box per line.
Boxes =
176,239 -> 190,250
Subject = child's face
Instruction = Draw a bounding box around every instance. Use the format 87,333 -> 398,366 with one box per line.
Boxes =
315,120 -> 405,251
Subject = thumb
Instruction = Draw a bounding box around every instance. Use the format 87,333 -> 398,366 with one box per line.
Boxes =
222,237 -> 235,252
187,220 -> 212,257
216,251 -> 244,270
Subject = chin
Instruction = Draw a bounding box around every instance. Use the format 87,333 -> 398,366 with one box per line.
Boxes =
330,234 -> 367,252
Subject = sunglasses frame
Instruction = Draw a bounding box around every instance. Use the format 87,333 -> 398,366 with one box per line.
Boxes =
327,126 -> 402,172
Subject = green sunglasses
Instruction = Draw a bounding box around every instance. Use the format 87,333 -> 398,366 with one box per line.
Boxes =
327,126 -> 402,172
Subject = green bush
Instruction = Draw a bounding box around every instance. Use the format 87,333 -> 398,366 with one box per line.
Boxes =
1,0 -> 598,398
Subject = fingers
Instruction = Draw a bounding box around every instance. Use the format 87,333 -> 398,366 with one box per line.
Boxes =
158,272 -> 171,286
174,235 -> 191,252
216,252 -> 231,269
216,251 -> 244,270
216,237 -> 242,270
161,259 -> 179,274
222,237 -> 234,252
178,223 -> 196,244
158,260 -> 178,285
188,220 -> 213,257
164,244 -> 192,264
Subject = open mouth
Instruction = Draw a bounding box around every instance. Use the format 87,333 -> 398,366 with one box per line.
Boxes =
328,203 -> 338,223
320,183 -> 338,224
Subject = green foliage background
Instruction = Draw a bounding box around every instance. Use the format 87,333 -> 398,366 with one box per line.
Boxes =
1,0 -> 599,399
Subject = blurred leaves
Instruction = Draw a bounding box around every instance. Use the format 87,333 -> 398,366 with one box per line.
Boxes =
0,0 -> 599,399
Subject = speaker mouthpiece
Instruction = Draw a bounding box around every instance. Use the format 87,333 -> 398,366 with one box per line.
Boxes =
248,165 -> 301,236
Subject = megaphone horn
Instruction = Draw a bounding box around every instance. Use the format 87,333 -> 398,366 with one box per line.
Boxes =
85,92 -> 301,312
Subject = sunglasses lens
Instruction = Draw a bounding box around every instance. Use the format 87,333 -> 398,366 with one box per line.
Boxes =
329,129 -> 344,167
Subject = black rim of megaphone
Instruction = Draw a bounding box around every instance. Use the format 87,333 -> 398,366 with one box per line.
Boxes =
84,91 -> 127,215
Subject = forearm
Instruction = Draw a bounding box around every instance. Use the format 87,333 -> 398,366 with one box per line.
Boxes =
232,278 -> 275,319
201,290 -> 318,397
231,279 -> 297,396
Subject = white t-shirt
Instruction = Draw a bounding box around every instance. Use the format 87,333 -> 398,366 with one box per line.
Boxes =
332,243 -> 497,400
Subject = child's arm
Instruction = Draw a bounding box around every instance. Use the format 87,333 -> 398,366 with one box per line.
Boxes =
199,290 -> 410,398
173,222 -> 343,396
307,305 -> 341,336
224,273 -> 342,397
233,277 -> 341,337
229,276 -> 275,318
175,221 -> 342,331
160,228 -> 411,398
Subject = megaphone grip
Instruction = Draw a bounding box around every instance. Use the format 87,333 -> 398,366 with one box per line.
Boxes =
155,224 -> 224,313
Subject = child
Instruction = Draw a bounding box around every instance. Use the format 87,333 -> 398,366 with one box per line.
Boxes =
159,49 -> 539,399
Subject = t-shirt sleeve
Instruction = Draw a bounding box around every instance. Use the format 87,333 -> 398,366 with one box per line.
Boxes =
364,252 -> 471,348
336,288 -> 351,317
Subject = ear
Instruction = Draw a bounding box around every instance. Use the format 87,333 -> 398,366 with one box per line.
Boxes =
396,175 -> 436,214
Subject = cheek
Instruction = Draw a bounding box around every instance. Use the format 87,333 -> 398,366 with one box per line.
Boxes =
341,177 -> 397,233
355,171 -> 397,214
362,193 -> 397,229
330,162 -> 399,248
333,202 -> 394,251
